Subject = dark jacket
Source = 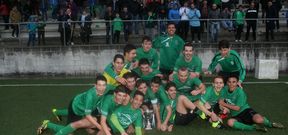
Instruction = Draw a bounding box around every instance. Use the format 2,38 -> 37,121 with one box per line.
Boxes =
246,8 -> 258,23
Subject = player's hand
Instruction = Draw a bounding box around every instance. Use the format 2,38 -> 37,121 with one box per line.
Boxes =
127,125 -> 135,134
116,77 -> 127,85
191,90 -> 201,96
157,122 -> 161,130
167,125 -> 173,132
190,72 -> 199,78
237,81 -> 243,88
121,132 -> 128,135
210,112 -> 219,122
156,74 -> 163,78
160,123 -> 168,131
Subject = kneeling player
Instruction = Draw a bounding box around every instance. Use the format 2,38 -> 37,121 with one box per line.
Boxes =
219,75 -> 284,132
108,91 -> 145,135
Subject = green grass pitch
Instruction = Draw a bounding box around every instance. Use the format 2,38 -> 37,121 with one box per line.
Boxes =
0,77 -> 287,135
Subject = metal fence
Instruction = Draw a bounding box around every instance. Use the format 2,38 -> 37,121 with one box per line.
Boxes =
0,18 -> 287,47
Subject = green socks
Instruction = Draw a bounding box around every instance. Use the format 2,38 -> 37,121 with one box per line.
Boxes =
263,117 -> 272,127
55,109 -> 68,116
47,122 -> 65,132
233,121 -> 255,131
55,124 -> 76,135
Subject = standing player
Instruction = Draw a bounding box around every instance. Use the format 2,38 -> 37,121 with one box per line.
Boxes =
136,36 -> 159,70
153,22 -> 185,76
219,75 -> 284,132
37,75 -> 108,135
171,42 -> 202,80
108,91 -> 145,135
205,40 -> 246,87
103,54 -> 130,87
99,85 -> 129,135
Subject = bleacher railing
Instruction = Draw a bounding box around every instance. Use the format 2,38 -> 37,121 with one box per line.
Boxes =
0,18 -> 287,47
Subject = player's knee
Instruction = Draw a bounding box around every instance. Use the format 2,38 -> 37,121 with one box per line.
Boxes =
253,114 -> 264,124
227,119 -> 236,127
178,95 -> 186,102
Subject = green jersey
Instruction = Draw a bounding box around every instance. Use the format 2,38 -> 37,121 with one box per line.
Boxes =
132,67 -> 161,82
220,86 -> 250,117
113,17 -> 123,32
130,88 -> 158,104
154,86 -> 170,106
100,95 -> 121,117
208,50 -> 246,82
172,74 -> 202,101
72,87 -> 104,116
109,104 -> 143,132
160,94 -> 178,124
174,54 -> 202,74
136,48 -> 159,69
153,34 -> 184,70
200,86 -> 221,107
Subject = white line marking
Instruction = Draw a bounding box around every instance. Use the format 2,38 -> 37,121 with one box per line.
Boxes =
0,82 -> 287,87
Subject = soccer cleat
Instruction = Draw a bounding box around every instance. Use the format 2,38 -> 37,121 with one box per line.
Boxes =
37,120 -> 49,135
272,122 -> 284,129
52,108 -> 62,121
199,112 -> 207,120
254,124 -> 268,132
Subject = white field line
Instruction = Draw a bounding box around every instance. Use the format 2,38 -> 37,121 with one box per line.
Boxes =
0,82 -> 287,87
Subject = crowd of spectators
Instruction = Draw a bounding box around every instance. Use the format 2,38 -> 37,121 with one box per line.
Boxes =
0,0 -> 287,45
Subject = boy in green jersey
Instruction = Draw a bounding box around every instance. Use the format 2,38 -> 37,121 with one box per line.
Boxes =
197,76 -> 227,128
136,36 -> 159,70
134,79 -> 161,130
104,44 -> 137,85
100,85 -> 129,135
133,58 -> 162,82
170,42 -> 202,80
153,22 -> 185,76
37,75 -> 108,135
219,75 -> 284,132
103,54 -> 130,87
160,82 -> 178,132
122,72 -> 137,105
109,91 -> 145,135
205,40 -> 246,88
172,67 -> 206,125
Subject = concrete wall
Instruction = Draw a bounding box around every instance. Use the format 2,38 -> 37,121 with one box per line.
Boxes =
0,47 -> 287,75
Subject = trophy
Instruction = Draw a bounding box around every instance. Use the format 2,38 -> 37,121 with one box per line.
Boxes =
143,109 -> 154,130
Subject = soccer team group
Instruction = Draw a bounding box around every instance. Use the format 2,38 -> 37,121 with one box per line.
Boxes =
37,23 -> 284,135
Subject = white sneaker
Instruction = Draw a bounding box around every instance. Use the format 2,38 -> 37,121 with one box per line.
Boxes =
192,41 -> 195,43
235,40 -> 238,42
198,41 -> 201,43
239,40 -> 242,42
71,42 -> 74,46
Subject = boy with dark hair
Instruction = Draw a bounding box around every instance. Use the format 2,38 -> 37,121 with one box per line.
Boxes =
133,58 -> 162,82
219,75 -> 284,132
37,75 -> 108,135
205,40 -> 246,88
108,90 -> 145,135
136,36 -> 159,70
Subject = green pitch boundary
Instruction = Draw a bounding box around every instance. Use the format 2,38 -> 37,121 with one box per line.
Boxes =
0,81 -> 287,87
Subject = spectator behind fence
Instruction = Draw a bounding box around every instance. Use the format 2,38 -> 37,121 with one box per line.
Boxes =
233,5 -> 245,42
200,0 -> 209,32
49,0 -> 59,20
221,7 -> 234,32
265,1 -> 277,41
168,4 -> 180,31
39,0 -> 48,21
120,6 -> 132,43
10,6 -> 21,38
178,2 -> 190,41
27,15 -> 37,47
78,10 -> 92,45
37,16 -> 46,45
145,11 -> 157,38
272,0 -> 282,30
245,2 -> 258,41
113,12 -> 123,44
22,1 -> 33,22
188,3 -> 201,43
260,0 -> 268,23
104,6 -> 114,44
88,0 -> 97,18
208,4 -> 220,43
129,0 -> 141,35
0,0 -> 10,30
63,8 -> 73,46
